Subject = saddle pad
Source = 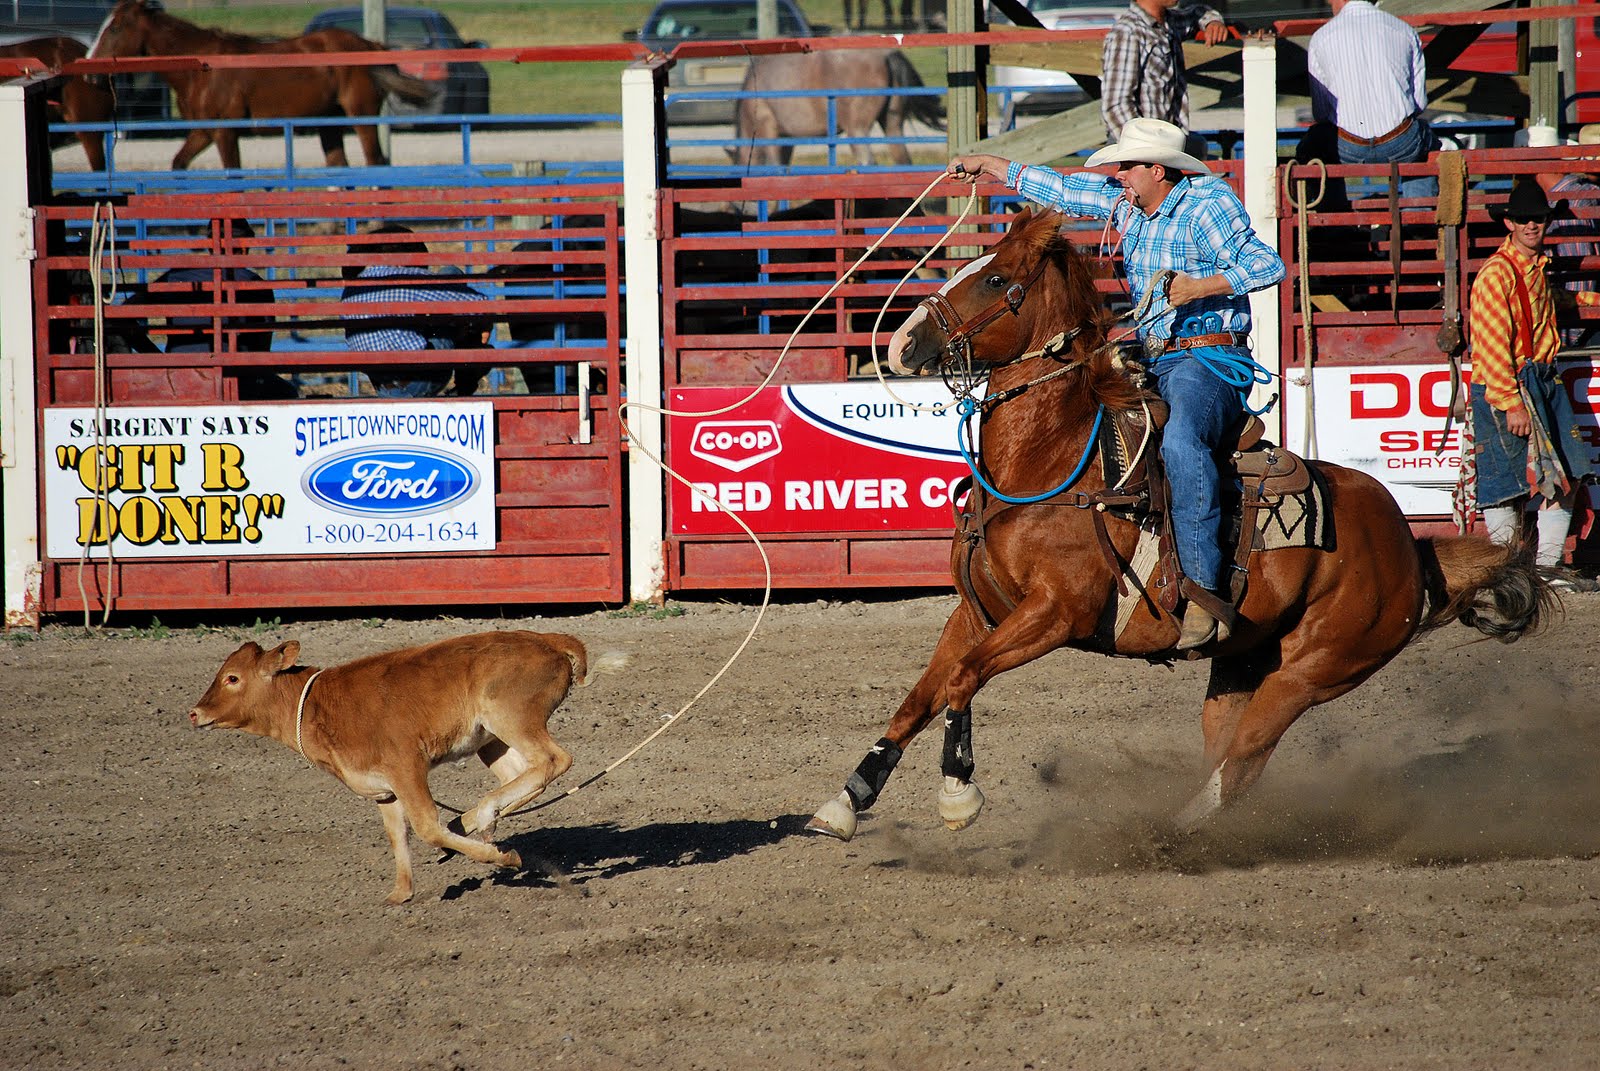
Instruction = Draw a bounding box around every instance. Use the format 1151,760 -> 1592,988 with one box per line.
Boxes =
1254,464 -> 1333,553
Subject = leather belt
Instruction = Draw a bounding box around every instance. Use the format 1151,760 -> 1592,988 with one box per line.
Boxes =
1337,115 -> 1414,147
1163,331 -> 1247,354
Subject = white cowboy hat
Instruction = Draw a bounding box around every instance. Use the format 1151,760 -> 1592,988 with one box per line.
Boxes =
1086,117 -> 1214,176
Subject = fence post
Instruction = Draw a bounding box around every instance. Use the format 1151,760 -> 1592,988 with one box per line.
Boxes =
622,58 -> 669,605
0,79 -> 46,630
1241,34 -> 1281,424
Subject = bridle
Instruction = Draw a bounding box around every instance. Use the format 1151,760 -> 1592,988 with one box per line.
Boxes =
920,256 -> 1050,368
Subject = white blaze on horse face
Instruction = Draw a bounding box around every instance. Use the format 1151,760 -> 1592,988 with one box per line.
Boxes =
887,254 -> 995,374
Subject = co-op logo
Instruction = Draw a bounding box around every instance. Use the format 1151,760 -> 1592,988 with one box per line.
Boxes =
689,420 -> 783,472
302,447 -> 478,518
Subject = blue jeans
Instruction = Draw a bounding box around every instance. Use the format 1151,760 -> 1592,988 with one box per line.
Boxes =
1150,350 -> 1246,592
1338,116 -> 1439,200
1470,364 -> 1596,507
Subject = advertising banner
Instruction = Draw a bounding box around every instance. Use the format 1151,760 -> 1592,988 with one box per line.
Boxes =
667,382 -> 976,535
1282,359 -> 1600,515
43,404 -> 496,559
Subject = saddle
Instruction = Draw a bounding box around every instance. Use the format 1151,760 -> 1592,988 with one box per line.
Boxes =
1107,405 -> 1317,615
952,399 -> 1327,644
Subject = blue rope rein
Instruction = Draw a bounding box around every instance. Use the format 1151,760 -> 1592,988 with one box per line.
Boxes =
956,395 -> 1106,505
1166,346 -> 1278,416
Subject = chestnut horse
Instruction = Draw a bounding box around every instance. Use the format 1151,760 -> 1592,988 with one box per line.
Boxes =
730,49 -> 944,169
0,37 -> 114,170
806,207 -> 1552,841
88,0 -> 436,170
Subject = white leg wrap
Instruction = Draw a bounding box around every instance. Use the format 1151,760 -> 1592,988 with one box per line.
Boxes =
1483,506 -> 1521,548
1535,506 -> 1573,568
937,777 -> 985,831
1175,763 -> 1225,831
806,791 -> 858,842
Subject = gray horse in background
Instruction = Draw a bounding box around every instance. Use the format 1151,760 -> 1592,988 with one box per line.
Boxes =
729,50 -> 946,168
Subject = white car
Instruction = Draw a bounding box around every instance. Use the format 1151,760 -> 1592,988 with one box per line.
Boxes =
990,0 -> 1123,126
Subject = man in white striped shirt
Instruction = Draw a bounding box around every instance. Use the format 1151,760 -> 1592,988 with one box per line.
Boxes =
1306,0 -> 1438,197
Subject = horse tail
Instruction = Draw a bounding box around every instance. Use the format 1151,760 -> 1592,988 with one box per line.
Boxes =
1414,535 -> 1553,642
885,50 -> 945,131
370,65 -> 439,107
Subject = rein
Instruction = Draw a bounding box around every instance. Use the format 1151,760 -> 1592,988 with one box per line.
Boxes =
918,247 -> 1109,506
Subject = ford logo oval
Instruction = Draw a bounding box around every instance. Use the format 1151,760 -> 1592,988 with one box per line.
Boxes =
302,447 -> 478,518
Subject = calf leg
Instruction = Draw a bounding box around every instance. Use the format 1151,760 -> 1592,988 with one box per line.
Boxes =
463,728 -> 572,836
390,768 -> 521,874
377,799 -> 416,905
450,738 -> 532,838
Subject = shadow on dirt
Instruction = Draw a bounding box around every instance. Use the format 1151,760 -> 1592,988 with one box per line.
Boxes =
440,814 -> 815,898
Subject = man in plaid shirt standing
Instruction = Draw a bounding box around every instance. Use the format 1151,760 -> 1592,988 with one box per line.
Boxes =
1467,179 -> 1598,583
1099,0 -> 1228,142
951,118 -> 1285,650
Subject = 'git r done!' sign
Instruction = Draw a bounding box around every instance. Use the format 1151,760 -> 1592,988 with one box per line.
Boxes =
43,403 -> 496,559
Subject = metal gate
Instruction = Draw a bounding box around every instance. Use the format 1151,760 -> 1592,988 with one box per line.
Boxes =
28,184 -> 627,613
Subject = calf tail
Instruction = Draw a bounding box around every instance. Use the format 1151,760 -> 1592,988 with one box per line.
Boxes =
539,633 -> 630,687
1414,535 -> 1554,642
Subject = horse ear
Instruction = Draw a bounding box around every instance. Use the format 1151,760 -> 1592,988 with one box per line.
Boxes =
1008,206 -> 1035,232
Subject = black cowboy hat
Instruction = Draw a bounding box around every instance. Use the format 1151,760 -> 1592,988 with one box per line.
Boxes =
1489,178 -> 1553,222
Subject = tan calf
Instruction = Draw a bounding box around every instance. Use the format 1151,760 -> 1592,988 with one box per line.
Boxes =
187,631 -> 622,904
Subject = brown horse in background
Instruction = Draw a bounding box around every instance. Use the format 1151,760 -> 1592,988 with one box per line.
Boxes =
89,0 -> 436,170
806,208 -> 1553,842
729,49 -> 944,169
0,37 -> 115,170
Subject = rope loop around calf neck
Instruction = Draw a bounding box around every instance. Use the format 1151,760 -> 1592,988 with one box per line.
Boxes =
294,670 -> 324,762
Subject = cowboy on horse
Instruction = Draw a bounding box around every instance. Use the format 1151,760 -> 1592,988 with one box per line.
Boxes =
951,118 -> 1286,650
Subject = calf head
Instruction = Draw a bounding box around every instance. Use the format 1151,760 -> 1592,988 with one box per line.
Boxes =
189,640 -> 301,733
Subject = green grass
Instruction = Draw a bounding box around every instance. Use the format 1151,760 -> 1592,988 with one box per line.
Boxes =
170,0 -> 953,117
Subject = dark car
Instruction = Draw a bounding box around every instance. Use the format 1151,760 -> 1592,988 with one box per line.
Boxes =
626,0 -> 828,124
304,6 -> 490,118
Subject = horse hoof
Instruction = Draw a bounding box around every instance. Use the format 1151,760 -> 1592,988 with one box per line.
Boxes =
938,778 -> 984,830
806,791 -> 858,841
1173,766 -> 1224,831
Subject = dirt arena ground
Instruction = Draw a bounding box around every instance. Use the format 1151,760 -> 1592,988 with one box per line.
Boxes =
3,590 -> 1598,1070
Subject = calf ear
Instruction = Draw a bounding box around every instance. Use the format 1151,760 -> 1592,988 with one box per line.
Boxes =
261,640 -> 301,676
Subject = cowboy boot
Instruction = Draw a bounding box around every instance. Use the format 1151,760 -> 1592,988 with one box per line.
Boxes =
1176,601 -> 1218,650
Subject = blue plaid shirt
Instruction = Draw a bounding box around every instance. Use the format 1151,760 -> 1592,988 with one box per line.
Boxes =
1005,163 -> 1285,344
344,265 -> 481,352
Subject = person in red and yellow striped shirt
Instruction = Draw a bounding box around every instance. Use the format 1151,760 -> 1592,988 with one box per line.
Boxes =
1467,178 -> 1598,577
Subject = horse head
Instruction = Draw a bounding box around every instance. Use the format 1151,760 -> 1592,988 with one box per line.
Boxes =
89,0 -> 158,60
887,208 -> 1103,378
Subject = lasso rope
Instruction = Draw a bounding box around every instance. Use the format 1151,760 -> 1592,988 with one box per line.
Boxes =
518,171 -> 988,816
1284,160 -> 1326,456
79,203 -> 120,630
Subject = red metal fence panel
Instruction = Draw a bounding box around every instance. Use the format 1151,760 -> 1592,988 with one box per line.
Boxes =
32,184 -> 627,613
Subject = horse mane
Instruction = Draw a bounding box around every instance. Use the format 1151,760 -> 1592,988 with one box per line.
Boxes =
144,3 -> 265,51
1010,209 -> 1148,414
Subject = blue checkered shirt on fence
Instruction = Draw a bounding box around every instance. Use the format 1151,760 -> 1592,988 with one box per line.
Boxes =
1005,162 -> 1285,344
344,264 -> 479,352
1100,2 -> 1220,141
345,265 -> 481,397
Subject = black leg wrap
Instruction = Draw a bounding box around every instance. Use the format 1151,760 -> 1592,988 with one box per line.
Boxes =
844,737 -> 903,812
942,708 -> 975,782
